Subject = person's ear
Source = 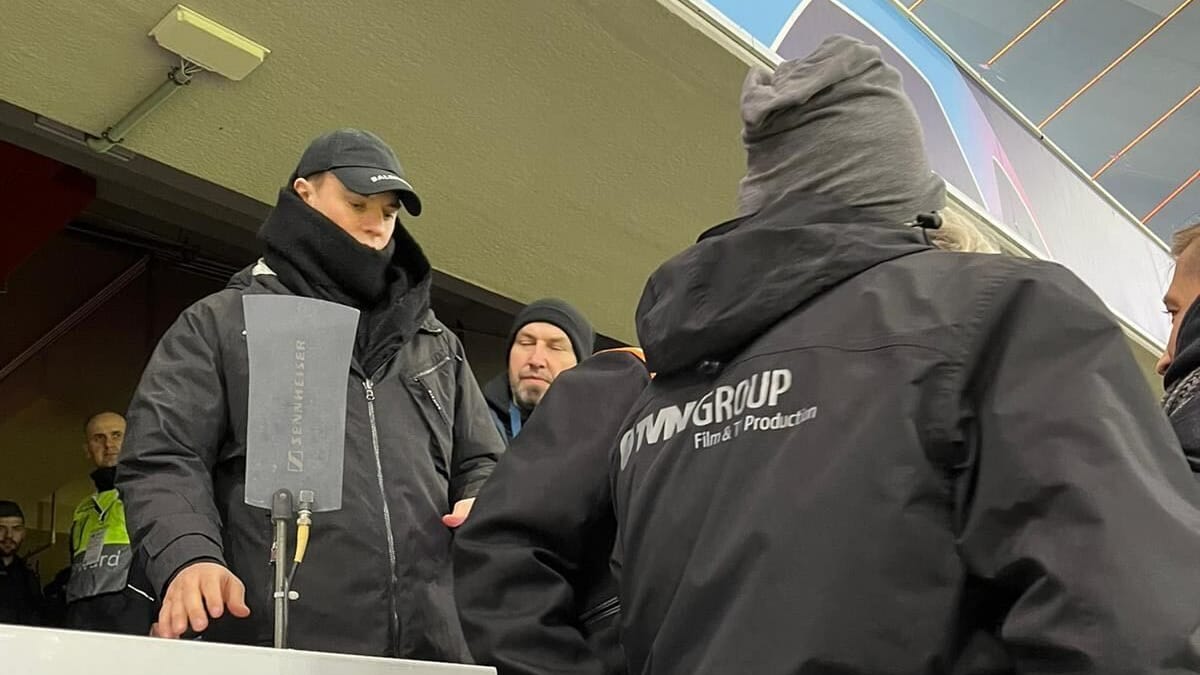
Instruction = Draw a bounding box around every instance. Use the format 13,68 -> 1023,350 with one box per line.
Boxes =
294,177 -> 315,204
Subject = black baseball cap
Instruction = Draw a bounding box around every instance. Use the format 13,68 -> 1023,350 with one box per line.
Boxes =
292,128 -> 422,216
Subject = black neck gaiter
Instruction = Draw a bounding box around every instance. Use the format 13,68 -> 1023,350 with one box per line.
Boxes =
258,189 -> 396,309
256,188 -> 435,375
91,467 -> 116,492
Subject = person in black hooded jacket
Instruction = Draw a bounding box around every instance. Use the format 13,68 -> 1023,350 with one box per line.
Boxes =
612,36 -> 1200,674
456,348 -> 650,675
1157,219 -> 1200,473
117,129 -> 505,660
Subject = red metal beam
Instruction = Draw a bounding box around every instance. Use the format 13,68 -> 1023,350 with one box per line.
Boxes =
0,141 -> 96,281
1040,0 -> 1194,128
1093,83 -> 1200,179
986,0 -> 1069,67
1143,168 -> 1200,224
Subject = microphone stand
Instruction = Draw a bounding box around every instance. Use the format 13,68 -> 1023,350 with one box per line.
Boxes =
270,489 -> 294,649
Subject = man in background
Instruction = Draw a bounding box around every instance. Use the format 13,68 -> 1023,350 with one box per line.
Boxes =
483,298 -> 595,443
64,412 -> 153,633
0,501 -> 41,626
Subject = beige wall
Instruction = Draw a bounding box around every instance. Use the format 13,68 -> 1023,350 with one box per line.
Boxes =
0,0 -> 750,345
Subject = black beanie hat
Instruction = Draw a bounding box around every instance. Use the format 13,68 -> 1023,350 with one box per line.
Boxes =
508,298 -> 595,363
0,501 -> 24,521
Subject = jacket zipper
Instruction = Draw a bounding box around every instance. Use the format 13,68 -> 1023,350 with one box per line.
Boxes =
363,378 -> 401,654
413,354 -> 453,379
579,596 -> 621,625
413,355 -> 454,426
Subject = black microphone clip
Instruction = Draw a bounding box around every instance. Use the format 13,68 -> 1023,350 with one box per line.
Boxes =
912,212 -> 943,230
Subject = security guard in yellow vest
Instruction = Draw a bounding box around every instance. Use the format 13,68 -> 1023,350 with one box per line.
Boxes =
65,412 -> 153,633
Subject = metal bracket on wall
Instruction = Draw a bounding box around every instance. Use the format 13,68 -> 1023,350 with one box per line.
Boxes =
86,61 -> 200,155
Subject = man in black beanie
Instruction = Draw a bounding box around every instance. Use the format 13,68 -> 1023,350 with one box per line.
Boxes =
483,298 -> 595,444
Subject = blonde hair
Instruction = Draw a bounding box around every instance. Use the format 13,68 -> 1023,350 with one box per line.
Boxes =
927,209 -> 1001,254
1169,220 -> 1200,275
1172,221 -> 1200,257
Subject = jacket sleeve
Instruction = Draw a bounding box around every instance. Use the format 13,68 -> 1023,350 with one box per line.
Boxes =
449,334 -> 508,502
454,351 -> 650,675
117,301 -> 230,597
959,262 -> 1200,671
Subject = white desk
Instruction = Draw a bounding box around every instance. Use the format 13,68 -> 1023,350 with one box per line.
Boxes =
0,625 -> 496,674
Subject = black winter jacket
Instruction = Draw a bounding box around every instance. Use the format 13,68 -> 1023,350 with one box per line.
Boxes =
613,193 -> 1200,674
0,555 -> 41,626
118,261 -> 504,659
455,350 -> 650,674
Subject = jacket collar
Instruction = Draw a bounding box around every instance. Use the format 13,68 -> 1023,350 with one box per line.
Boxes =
636,192 -> 930,375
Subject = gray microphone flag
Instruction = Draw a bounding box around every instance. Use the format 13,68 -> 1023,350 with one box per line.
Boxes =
242,295 -> 358,513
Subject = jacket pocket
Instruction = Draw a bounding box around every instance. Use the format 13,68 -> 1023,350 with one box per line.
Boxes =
405,351 -> 459,479
412,354 -> 455,427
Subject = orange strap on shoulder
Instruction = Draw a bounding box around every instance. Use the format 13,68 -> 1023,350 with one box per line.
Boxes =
594,347 -> 653,377
597,346 -> 646,362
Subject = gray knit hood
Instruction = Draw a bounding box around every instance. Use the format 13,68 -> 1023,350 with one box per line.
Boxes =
736,34 -> 946,223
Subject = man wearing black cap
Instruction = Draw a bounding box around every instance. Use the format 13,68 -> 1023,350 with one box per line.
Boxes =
118,129 -> 504,660
0,501 -> 42,626
482,298 -> 595,444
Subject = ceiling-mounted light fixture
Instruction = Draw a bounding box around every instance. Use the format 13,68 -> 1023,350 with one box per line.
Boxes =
87,5 -> 270,154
